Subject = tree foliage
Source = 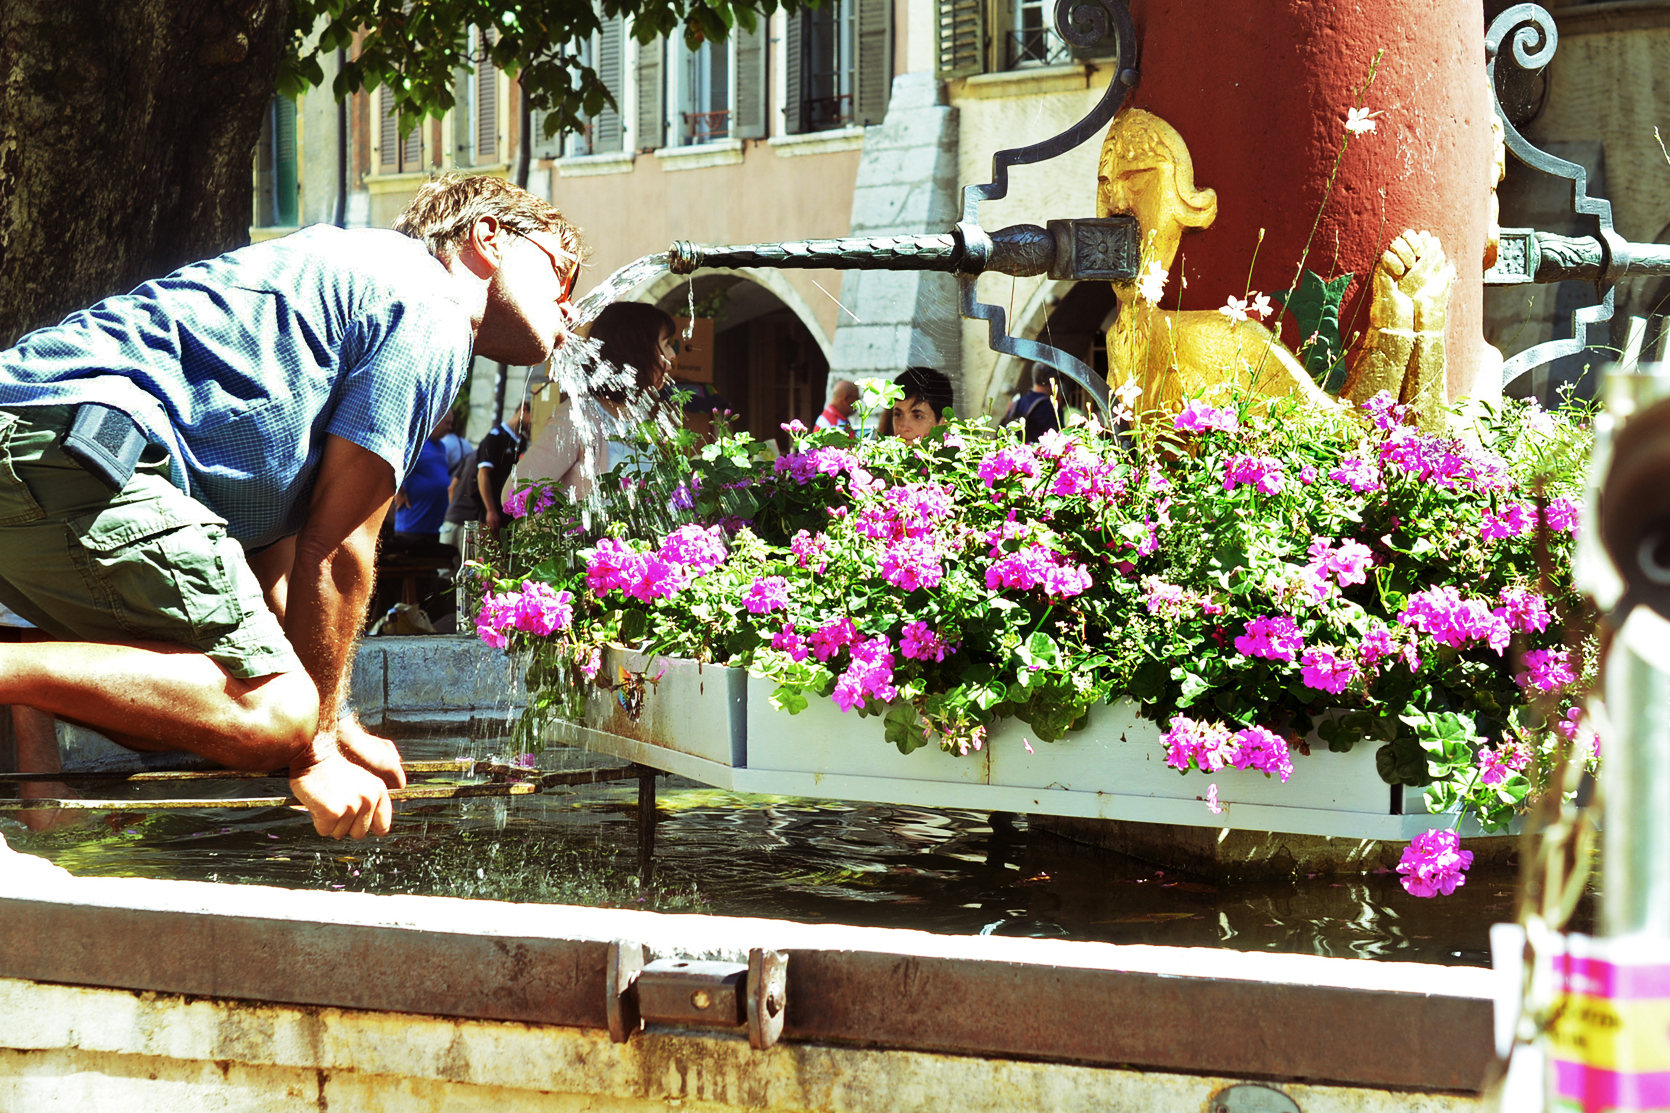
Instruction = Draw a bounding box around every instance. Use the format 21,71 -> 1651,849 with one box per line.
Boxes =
281,0 -> 808,141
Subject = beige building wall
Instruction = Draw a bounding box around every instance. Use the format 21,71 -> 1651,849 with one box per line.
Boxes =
948,62 -> 1120,414
553,144 -> 865,343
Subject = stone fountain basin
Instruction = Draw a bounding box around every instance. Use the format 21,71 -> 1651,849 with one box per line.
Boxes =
0,846 -> 1496,1110
551,650 -> 1512,858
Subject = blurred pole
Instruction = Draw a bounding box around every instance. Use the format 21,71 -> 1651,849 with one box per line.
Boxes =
1602,633 -> 1670,936
1595,356 -> 1670,936
492,79 -> 535,428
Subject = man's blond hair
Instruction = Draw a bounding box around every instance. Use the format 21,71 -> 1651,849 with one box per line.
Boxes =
394,173 -> 584,271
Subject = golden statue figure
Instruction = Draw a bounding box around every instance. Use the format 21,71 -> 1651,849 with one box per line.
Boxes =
1096,108 -> 1455,427
1340,229 -> 1455,427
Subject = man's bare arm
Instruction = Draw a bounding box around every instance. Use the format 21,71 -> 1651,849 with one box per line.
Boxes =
285,434 -> 394,729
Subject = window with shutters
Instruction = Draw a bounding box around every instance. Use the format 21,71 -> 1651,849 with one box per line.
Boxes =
802,1 -> 854,130
548,15 -> 626,158
1008,0 -> 1068,68
271,96 -> 299,225
378,85 -> 423,174
475,27 -> 501,164
676,38 -> 731,145
937,0 -> 1120,77
635,35 -> 666,151
786,0 -> 888,134
935,0 -> 988,78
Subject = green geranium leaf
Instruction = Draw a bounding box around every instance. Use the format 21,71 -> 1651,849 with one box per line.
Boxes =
770,685 -> 809,715
885,704 -> 930,754
1273,269 -> 1354,390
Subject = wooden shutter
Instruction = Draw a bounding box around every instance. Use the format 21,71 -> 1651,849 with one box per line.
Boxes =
732,19 -> 768,138
273,97 -> 299,224
782,12 -> 804,135
529,110 -> 563,160
936,0 -> 985,78
854,0 -> 892,125
379,86 -> 398,169
634,35 -> 664,151
403,110 -> 422,169
476,29 -> 499,162
593,16 -> 625,152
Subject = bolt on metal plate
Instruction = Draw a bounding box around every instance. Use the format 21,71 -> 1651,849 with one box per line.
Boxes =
637,958 -> 749,1028
1212,1083 -> 1301,1113
748,949 -> 788,1049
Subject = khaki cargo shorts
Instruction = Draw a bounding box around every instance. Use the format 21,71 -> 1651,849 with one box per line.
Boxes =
0,406 -> 302,679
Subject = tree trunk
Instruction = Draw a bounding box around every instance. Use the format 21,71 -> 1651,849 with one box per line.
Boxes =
0,0 -> 291,346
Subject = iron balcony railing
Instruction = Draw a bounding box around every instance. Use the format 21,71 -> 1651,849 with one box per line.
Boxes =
681,109 -> 731,145
1007,28 -> 1072,69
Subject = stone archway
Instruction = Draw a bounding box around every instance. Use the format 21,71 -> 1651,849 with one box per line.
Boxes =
626,271 -> 833,452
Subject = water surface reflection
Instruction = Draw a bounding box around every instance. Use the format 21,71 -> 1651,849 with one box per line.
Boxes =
6,739 -> 1579,967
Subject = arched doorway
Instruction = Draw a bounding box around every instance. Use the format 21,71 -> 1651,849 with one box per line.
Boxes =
986,280 -> 1118,420
642,274 -> 832,452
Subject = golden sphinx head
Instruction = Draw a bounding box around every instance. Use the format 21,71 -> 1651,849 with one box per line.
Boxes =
1096,109 -> 1218,284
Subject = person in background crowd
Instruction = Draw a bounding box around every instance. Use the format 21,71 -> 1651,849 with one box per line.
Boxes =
440,444 -> 478,551
437,407 -> 467,473
392,417 -> 454,544
816,379 -> 860,435
519,301 -> 678,499
476,400 -> 531,539
890,367 -> 955,444
1001,363 -> 1061,444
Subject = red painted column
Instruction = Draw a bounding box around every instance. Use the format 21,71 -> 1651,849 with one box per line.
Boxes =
1124,0 -> 1496,399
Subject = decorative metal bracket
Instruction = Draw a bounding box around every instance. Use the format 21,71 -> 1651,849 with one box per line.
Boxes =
607,941 -> 789,1049
1483,4 -> 1669,396
957,0 -> 1140,420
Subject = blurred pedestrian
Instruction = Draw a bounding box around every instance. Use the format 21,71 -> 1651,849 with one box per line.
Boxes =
1001,363 -> 1060,443
816,379 -> 860,435
392,418 -> 453,543
477,400 -> 531,539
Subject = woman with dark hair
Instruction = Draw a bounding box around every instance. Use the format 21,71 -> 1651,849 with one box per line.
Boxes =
588,302 -> 678,405
519,301 -> 679,498
889,366 -> 955,443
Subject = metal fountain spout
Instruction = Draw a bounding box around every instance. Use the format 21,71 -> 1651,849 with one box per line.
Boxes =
668,218 -> 1138,282
666,0 -> 1143,420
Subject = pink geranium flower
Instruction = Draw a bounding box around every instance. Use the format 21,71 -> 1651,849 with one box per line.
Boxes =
1397,829 -> 1474,898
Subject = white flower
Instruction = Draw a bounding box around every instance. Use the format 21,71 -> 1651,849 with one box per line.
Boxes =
1135,260 -> 1168,305
1110,379 -> 1141,424
1345,106 -> 1380,135
1250,292 -> 1274,321
1218,295 -> 1251,323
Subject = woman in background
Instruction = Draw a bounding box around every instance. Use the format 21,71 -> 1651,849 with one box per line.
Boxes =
519,302 -> 678,500
889,367 -> 955,443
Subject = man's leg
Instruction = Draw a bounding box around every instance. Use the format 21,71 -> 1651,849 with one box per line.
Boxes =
0,407 -> 389,838
12,705 -> 76,833
0,640 -> 317,770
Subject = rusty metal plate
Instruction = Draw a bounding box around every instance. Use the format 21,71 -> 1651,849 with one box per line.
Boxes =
637,959 -> 747,1029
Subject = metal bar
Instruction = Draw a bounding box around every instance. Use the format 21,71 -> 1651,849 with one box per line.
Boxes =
637,769 -> 657,881
669,233 -> 964,275
537,764 -> 651,789
0,889 -> 1494,1091
0,782 -> 540,812
0,759 -> 480,785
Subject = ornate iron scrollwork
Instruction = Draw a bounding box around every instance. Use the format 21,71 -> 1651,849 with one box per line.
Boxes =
1487,3 -> 1618,394
956,0 -> 1139,420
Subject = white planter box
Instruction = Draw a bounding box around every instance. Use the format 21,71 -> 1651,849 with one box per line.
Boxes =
549,652 -> 1485,841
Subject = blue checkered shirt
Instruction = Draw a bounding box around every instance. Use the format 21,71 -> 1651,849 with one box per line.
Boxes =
0,226 -> 473,549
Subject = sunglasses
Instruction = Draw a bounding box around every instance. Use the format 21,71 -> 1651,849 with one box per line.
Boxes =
512,230 -> 579,302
